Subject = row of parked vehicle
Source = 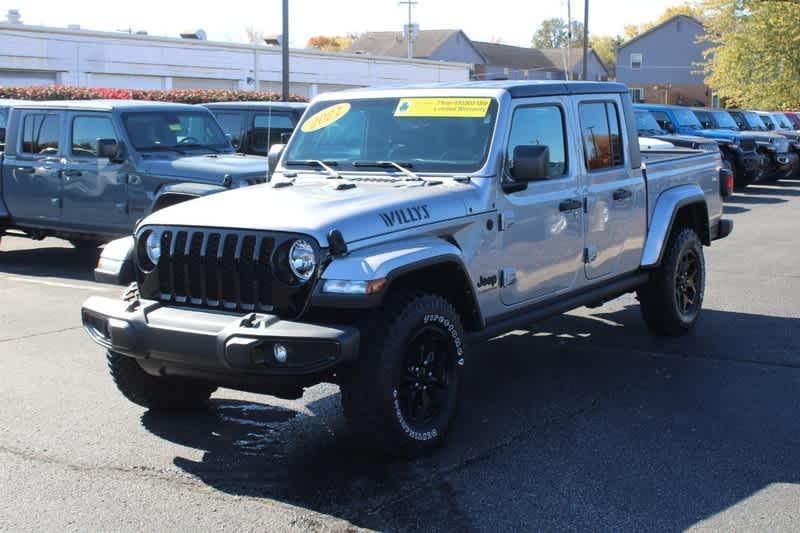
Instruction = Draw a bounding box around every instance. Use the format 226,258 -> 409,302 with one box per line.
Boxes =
0,99 -> 306,248
633,103 -> 800,192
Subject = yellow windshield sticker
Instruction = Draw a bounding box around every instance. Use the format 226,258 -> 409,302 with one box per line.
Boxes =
394,98 -> 491,118
168,123 -> 183,132
301,103 -> 351,133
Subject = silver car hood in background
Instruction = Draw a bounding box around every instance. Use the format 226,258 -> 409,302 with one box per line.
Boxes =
142,174 -> 485,245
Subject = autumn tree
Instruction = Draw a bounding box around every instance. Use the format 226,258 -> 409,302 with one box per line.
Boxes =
701,0 -> 800,109
531,17 -> 585,49
307,35 -> 356,52
590,34 -> 624,78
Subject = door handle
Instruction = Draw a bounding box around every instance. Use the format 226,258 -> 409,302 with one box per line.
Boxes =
613,188 -> 632,201
16,167 -> 35,174
63,170 -> 83,177
558,198 -> 582,212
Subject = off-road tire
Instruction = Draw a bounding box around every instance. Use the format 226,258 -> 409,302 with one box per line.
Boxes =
69,238 -> 104,249
339,290 -> 466,458
637,227 -> 706,336
107,350 -> 216,410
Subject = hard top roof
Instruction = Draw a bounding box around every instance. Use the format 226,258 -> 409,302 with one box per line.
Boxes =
201,101 -> 308,110
10,99 -> 207,112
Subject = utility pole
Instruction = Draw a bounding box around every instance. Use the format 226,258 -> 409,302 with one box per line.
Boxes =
566,0 -> 572,80
282,0 -> 290,101
399,0 -> 418,59
582,0 -> 589,81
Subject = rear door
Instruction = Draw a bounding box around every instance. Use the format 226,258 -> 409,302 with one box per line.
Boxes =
575,97 -> 646,280
246,112 -> 297,156
61,112 -> 129,232
3,110 -> 63,222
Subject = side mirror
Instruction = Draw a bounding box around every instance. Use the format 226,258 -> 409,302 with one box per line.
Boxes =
510,145 -> 550,182
280,132 -> 292,144
226,133 -> 240,150
663,121 -> 676,133
97,138 -> 121,160
268,143 -> 285,176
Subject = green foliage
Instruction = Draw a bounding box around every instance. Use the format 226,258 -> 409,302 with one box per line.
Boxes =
531,17 -> 585,49
702,0 -> 800,109
0,86 -> 308,103
590,35 -> 624,78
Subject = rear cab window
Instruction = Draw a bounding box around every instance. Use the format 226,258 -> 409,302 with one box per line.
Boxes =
21,113 -> 60,156
578,102 -> 624,171
249,113 -> 297,155
212,111 -> 245,148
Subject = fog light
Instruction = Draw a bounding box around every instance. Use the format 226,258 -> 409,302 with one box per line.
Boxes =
274,344 -> 288,363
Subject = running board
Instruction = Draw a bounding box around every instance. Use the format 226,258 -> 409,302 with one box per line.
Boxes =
469,272 -> 649,344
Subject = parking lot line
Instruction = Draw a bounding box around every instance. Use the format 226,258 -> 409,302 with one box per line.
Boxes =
0,275 -> 115,293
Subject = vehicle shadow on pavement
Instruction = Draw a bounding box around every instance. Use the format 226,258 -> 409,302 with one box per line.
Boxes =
0,244 -> 101,282
742,185 -> 800,197
141,304 -> 800,531
723,204 -> 749,215
723,194 -> 787,206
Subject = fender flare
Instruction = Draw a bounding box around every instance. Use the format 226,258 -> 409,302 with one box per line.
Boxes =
640,184 -> 708,268
313,236 -> 481,325
149,182 -> 228,215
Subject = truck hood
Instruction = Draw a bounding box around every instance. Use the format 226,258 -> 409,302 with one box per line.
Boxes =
138,153 -> 269,183
141,174 -> 485,246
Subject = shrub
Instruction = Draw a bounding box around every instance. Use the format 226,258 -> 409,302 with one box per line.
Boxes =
0,85 -> 308,103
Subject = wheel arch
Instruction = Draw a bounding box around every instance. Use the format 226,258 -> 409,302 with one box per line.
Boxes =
641,185 -> 710,268
149,183 -> 227,215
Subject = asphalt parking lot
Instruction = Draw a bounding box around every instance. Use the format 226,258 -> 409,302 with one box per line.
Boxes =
1,180 -> 799,532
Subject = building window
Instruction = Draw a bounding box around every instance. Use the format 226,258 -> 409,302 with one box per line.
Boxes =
545,71 -> 553,80
630,53 -> 642,70
711,94 -> 720,108
630,87 -> 645,102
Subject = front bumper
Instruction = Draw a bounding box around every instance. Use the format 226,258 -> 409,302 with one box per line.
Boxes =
81,296 -> 360,379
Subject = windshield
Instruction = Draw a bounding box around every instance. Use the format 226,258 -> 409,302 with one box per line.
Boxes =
740,111 -> 766,130
635,111 -> 665,135
711,111 -> 739,130
772,113 -> 793,130
673,108 -> 703,128
122,111 -> 231,151
285,97 -> 499,173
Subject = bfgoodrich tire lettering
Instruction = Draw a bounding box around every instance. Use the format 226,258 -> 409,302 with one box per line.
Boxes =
638,227 -> 706,336
340,290 -> 465,457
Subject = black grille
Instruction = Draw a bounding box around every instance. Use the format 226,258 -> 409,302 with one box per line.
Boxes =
739,138 -> 756,152
142,228 -> 287,313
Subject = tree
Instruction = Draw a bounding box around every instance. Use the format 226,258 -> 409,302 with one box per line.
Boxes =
701,0 -> 800,109
590,34 -> 624,78
307,35 -> 356,52
531,17 -> 585,49
624,2 -> 703,38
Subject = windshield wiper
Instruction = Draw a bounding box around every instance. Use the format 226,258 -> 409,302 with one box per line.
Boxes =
352,160 -> 425,182
138,145 -> 188,155
285,159 -> 341,178
177,143 -> 222,154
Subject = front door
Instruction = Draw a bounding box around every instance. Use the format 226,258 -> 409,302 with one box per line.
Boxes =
575,98 -> 646,279
3,111 -> 63,223
499,99 -> 585,306
61,113 -> 129,233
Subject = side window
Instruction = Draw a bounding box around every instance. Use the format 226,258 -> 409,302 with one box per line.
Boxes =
0,108 -> 7,129
72,116 -> 117,157
506,105 -> 567,179
630,53 -> 642,70
579,102 -> 624,171
694,111 -> 713,129
21,114 -> 60,155
250,113 -> 297,154
213,112 -> 243,147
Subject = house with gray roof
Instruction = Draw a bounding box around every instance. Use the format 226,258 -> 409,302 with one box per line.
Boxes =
473,41 -> 609,81
347,29 -> 486,66
615,15 -> 712,106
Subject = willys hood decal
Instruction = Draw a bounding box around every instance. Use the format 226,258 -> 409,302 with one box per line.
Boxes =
142,175 -> 482,245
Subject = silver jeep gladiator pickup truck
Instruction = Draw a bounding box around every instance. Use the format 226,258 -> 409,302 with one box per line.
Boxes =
81,81 -> 732,457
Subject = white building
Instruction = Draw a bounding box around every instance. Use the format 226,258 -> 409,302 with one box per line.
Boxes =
0,22 -> 470,98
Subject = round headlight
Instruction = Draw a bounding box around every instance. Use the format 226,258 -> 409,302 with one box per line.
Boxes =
288,239 -> 316,282
145,231 -> 161,264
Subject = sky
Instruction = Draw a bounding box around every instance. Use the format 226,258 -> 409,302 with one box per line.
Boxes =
0,0 -> 688,48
